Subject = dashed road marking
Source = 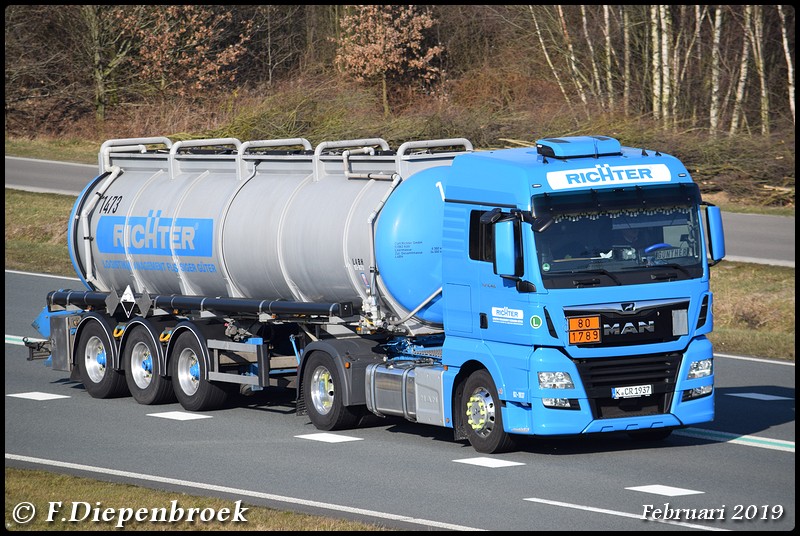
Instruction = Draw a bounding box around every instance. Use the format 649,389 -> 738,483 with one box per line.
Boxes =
6,391 -> 70,401
147,411 -> 213,421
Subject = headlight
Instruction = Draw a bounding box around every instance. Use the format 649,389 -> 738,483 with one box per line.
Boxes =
538,371 -> 574,389
687,358 -> 713,379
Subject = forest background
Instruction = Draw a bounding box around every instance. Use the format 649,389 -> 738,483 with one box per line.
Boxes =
4,5 -> 795,211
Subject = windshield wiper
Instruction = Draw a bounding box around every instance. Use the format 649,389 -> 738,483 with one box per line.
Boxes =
572,269 -> 622,287
649,263 -> 693,279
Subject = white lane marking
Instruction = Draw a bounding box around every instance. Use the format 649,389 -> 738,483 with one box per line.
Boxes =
625,484 -> 704,497
725,392 -> 793,401
5,453 -> 485,531
453,457 -> 525,468
295,433 -> 363,443
4,269 -> 81,281
675,428 -> 794,453
714,353 -> 795,366
6,391 -> 70,401
523,497 -> 730,531
147,411 -> 213,421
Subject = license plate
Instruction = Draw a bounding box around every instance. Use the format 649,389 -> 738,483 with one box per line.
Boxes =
612,384 -> 652,399
568,315 -> 601,345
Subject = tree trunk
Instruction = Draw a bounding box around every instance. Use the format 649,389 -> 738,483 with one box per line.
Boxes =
382,73 -> 390,118
529,6 -> 571,106
580,5 -> 602,100
776,5 -> 795,126
659,5 -> 671,128
621,6 -> 631,116
709,7 -> 723,137
730,6 -> 751,136
557,6 -> 588,107
603,5 -> 614,111
650,6 -> 661,122
750,5 -> 769,135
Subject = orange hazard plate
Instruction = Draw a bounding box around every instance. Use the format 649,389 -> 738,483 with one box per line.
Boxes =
568,315 -> 601,344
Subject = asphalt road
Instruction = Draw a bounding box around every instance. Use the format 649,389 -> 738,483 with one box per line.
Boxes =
4,272 -> 796,531
4,155 -> 795,268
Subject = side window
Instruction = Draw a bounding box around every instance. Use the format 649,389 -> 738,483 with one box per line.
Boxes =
468,210 -> 494,262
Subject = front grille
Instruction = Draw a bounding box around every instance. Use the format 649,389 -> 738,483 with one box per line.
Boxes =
573,353 -> 682,419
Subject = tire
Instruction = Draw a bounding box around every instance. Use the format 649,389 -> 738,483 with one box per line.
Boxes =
628,428 -> 673,441
461,369 -> 516,454
75,320 -> 128,399
123,327 -> 175,405
302,351 -> 360,430
169,331 -> 227,411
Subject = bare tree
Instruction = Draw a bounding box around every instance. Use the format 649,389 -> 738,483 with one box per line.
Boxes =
79,6 -> 133,123
528,6 -> 572,106
556,6 -> 588,106
580,5 -> 602,100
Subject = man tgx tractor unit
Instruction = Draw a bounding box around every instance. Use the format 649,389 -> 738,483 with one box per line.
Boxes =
29,134 -> 726,453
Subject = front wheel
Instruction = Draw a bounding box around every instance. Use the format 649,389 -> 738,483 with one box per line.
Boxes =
302,352 -> 360,430
170,331 -> 227,411
461,369 -> 516,454
124,327 -> 175,405
75,320 -> 128,399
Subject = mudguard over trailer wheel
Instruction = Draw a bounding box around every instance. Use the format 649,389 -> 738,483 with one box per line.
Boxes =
302,352 -> 360,430
75,319 -> 128,399
461,369 -> 517,454
123,326 -> 175,405
170,331 -> 228,411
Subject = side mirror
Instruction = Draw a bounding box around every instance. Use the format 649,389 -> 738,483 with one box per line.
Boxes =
493,219 -> 521,278
704,205 -> 726,266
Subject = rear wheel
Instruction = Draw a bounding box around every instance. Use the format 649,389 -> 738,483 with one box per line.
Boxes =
302,352 -> 360,430
461,369 -> 516,454
124,327 -> 175,405
75,320 -> 128,398
170,331 -> 227,411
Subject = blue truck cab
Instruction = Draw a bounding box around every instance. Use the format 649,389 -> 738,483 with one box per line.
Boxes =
434,136 -> 725,452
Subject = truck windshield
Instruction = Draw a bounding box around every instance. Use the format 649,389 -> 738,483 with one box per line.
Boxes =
531,185 -> 704,289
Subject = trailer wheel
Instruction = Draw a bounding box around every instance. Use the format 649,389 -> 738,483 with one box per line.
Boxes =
303,352 -> 359,430
170,331 -> 227,411
75,320 -> 128,399
124,327 -> 175,405
461,369 -> 516,454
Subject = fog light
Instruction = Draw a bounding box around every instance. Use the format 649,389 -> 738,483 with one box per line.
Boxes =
687,358 -> 713,379
543,397 -> 572,408
684,385 -> 713,400
539,371 -> 574,389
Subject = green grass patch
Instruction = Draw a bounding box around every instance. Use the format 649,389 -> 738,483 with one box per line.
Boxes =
5,467 -> 390,531
5,137 -> 99,164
